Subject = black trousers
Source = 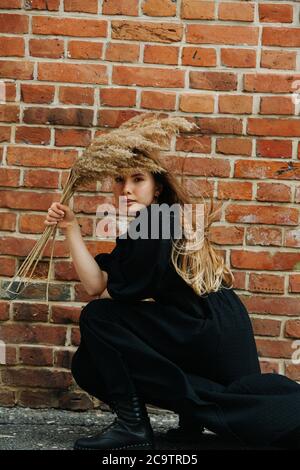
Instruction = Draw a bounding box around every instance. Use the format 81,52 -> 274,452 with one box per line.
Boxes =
71,298 -> 187,413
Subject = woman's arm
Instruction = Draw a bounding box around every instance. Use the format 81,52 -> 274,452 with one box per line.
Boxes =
64,220 -> 108,296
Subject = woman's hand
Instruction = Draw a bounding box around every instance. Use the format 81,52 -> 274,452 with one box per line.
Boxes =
44,202 -> 77,230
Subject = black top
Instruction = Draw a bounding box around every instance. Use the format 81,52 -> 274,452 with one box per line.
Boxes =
94,203 -> 226,315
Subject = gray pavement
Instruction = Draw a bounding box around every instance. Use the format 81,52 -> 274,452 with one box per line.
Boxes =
0,406 -> 282,451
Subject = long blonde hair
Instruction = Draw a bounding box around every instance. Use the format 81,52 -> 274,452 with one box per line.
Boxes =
152,168 -> 235,297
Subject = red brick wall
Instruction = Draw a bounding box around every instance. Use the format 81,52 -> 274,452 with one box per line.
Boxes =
0,0 -> 299,409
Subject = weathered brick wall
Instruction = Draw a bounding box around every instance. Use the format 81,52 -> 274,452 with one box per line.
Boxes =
0,0 -> 299,409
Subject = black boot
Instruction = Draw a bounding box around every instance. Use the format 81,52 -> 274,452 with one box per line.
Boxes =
74,394 -> 155,450
164,413 -> 205,443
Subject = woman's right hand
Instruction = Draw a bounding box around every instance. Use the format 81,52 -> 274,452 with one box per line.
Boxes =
44,202 -> 77,230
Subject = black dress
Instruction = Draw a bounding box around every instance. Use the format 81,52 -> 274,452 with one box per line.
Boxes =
71,203 -> 300,448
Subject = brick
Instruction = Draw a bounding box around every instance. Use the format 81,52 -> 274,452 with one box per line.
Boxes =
53,261 -> 79,282
256,139 -> 292,158
16,126 -> 51,145
0,190 -> 61,211
231,251 -> 300,272
0,257 -> 16,276
216,137 -> 252,156
0,0 -> 22,7
24,0 -> 60,10
217,181 -> 252,200
29,38 -> 64,59
64,0 -> 98,13
285,364 -> 300,382
54,349 -> 75,368
12,302 -> 49,322
263,28 -> 300,47
38,63 -> 108,85
2,368 -> 72,389
218,2 -> 255,22
285,320 -> 300,339
221,48 -> 256,68
176,135 -> 211,154
102,0 -> 139,16
186,25 -> 258,46
0,14 -> 28,33
111,20 -> 183,43
50,305 -> 81,324
144,45 -> 179,65
260,96 -> 294,115
21,84 -> 55,104
59,87 -> 94,106
0,127 -> 11,142
0,324 -> 66,345
251,317 -> 281,336
67,41 -> 103,60
113,65 -> 185,88
23,169 -> 59,188
231,271 -> 246,290
19,346 -> 53,366
284,229 -> 300,248
289,274 -> 300,293
246,227 -> 282,247
7,147 -> 76,169
235,160 -> 300,181
190,72 -> 237,91
259,4 -> 293,23
141,90 -> 176,111
0,37 -> 24,57
71,326 -> 80,346
179,94 -> 214,113
261,50 -> 296,70
0,390 -> 15,407
256,182 -> 291,203
182,47 -> 216,67
32,16 -> 107,37
105,42 -> 139,62
182,178 -> 214,198
23,106 -> 93,126
249,274 -> 284,294
97,109 -> 143,129
225,204 -> 298,226
259,360 -> 279,374
210,225 -> 244,245
0,168 -> 20,187
0,61 -> 33,80
248,118 -> 300,137
244,74 -> 296,93
58,391 -> 94,411
18,390 -> 58,408
0,301 -> 9,321
55,128 -> 92,147
181,0 -> 215,20
198,117 -> 243,135
142,0 -> 176,17
256,339 -> 294,359
219,95 -> 252,114
296,186 -> 300,203
174,156 -> 230,178
0,105 -> 20,123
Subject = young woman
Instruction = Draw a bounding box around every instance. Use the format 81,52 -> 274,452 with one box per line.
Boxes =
45,168 -> 300,451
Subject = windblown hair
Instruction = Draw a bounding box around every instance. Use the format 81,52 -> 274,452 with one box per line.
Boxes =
146,158 -> 235,297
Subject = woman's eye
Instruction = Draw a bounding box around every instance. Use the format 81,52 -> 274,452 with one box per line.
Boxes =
134,177 -> 143,182
115,177 -> 123,182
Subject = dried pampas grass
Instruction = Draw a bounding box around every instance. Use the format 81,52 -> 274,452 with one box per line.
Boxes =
0,112 -> 199,302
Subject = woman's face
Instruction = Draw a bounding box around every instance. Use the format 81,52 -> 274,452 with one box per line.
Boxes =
112,170 -> 161,215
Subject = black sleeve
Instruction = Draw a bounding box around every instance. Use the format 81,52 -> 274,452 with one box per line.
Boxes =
94,253 -> 112,273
